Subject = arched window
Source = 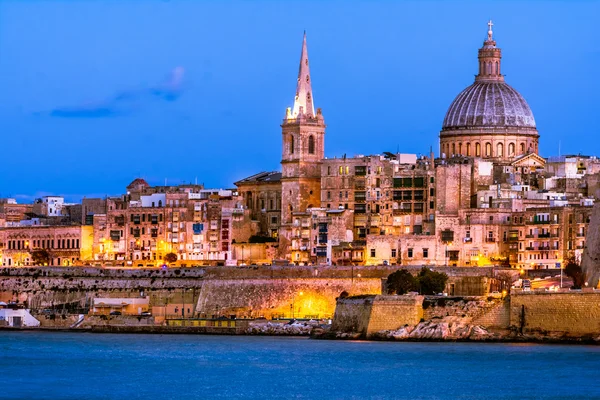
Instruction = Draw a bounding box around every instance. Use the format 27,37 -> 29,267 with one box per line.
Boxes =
487,62 -> 492,75
509,143 -> 515,156
466,143 -> 471,156
290,135 -> 294,154
458,143 -> 463,155
308,135 -> 315,154
475,143 -> 481,157
495,61 -> 499,75
485,143 -> 492,157
452,143 -> 456,155
520,143 -> 525,154
497,143 -> 504,157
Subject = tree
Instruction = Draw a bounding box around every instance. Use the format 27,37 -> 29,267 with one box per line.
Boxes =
564,257 -> 585,289
164,253 -> 178,264
386,269 -> 418,295
31,249 -> 50,266
248,235 -> 277,244
417,267 -> 449,295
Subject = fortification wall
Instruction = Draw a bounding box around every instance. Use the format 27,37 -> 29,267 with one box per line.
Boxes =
510,291 -> 600,336
332,295 -> 424,335
196,279 -> 380,319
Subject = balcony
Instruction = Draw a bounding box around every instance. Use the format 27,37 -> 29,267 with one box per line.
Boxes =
525,246 -> 534,251
485,238 -> 495,243
551,246 -> 559,250
463,237 -> 472,243
525,235 -> 534,238
539,246 -> 550,251
577,233 -> 586,237
538,233 -> 551,238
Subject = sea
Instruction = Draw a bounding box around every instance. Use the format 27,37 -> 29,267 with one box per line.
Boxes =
1,332 -> 599,400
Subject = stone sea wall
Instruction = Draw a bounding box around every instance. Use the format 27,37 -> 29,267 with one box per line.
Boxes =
329,291 -> 600,342
332,295 -> 424,335
195,279 -> 381,319
510,291 -> 600,336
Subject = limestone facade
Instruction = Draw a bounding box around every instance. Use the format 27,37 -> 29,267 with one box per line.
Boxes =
0,225 -> 93,266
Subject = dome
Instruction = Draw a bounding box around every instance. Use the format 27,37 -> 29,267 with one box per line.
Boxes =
442,82 -> 536,130
126,178 -> 149,190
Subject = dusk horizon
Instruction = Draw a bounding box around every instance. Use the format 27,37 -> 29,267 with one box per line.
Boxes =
2,0 -> 599,201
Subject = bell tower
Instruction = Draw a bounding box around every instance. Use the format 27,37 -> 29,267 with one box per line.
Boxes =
279,32 -> 325,256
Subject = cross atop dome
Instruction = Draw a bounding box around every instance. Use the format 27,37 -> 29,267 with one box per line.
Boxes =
487,19 -> 494,41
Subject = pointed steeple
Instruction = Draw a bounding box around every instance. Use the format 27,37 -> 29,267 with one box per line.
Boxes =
476,19 -> 504,82
290,31 -> 315,118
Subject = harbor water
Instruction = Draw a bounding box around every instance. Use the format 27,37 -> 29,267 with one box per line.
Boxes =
1,332 -> 600,399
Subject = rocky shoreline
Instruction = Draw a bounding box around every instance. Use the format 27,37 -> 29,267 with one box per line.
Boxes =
312,319 -> 600,345
3,323 -> 600,344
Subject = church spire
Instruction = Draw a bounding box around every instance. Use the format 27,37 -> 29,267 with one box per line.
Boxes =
289,31 -> 316,119
475,19 -> 504,83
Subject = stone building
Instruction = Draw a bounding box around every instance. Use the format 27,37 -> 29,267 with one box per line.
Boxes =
94,179 -> 254,266
0,225 -> 93,266
234,171 -> 282,238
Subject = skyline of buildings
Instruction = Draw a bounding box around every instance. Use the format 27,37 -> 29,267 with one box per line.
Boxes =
1,21 -> 599,270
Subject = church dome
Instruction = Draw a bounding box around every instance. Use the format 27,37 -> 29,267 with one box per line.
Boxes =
442,81 -> 536,130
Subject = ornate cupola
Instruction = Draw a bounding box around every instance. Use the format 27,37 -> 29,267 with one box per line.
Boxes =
439,20 -> 539,161
476,20 -> 504,83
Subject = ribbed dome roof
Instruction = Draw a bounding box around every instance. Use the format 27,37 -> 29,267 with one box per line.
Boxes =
442,82 -> 536,130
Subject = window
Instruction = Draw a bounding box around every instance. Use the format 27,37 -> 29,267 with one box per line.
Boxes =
327,191 -> 331,200
466,143 -> 471,156
423,248 -> 429,258
290,135 -> 294,154
497,143 -> 504,157
407,248 -> 413,258
509,143 -> 515,156
370,249 -> 376,257
475,143 -> 481,157
327,166 -> 331,175
391,249 -> 397,258
520,143 -> 525,154
308,135 -> 315,154
485,143 -> 492,157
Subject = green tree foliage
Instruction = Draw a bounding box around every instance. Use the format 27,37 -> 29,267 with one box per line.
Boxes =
386,269 -> 418,295
31,249 -> 50,266
248,235 -> 277,243
417,267 -> 449,295
564,257 -> 586,289
164,252 -> 178,264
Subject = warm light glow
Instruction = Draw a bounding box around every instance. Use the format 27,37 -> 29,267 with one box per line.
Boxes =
299,291 -> 304,296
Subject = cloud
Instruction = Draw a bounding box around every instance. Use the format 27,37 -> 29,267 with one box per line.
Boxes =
47,67 -> 186,118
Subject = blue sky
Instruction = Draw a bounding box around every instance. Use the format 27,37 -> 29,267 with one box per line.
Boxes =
1,0 -> 599,201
